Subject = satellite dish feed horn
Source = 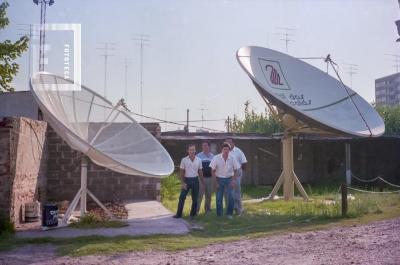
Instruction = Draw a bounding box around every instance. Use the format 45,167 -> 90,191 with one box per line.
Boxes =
237,46 -> 384,200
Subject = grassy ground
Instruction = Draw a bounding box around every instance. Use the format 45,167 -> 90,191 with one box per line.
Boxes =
1,174 -> 400,257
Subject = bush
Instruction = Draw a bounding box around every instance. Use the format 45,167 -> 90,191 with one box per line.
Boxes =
69,212 -> 128,229
160,174 -> 181,201
0,215 -> 15,235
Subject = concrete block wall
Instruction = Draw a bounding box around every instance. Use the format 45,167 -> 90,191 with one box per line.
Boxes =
46,126 -> 161,203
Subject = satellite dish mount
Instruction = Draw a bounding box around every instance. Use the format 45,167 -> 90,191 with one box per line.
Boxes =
269,130 -> 308,200
62,156 -> 113,224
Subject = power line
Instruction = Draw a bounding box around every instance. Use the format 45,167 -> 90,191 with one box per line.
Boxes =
166,119 -> 226,123
132,33 -> 150,118
96,42 -> 116,98
128,111 -> 225,132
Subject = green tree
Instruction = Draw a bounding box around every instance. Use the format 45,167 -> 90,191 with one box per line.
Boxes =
376,106 -> 400,136
226,100 -> 282,134
0,2 -> 29,93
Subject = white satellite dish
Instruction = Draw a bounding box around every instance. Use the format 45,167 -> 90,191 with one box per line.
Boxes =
30,72 -> 174,224
236,46 -> 385,200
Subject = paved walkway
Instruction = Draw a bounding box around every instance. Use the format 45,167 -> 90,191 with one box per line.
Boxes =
16,201 -> 189,239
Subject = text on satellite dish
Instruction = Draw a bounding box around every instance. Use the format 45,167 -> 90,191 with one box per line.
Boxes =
289,94 -> 311,106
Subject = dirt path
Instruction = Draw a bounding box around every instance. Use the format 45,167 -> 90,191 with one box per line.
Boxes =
1,218 -> 399,265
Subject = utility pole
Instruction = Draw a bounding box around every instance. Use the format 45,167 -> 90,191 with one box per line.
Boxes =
385,54 -> 400,73
276,27 -> 296,53
122,58 -> 132,101
227,116 -> 231,133
132,34 -> 150,117
186,109 -> 189,133
344,63 -> 358,88
33,0 -> 55,71
97,42 -> 115,98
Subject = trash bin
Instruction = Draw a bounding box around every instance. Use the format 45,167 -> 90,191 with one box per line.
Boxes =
25,202 -> 40,222
42,203 -> 58,227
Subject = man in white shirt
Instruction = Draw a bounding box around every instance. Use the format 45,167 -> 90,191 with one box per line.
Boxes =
196,141 -> 215,214
210,142 -> 240,218
174,144 -> 204,219
225,138 -> 247,215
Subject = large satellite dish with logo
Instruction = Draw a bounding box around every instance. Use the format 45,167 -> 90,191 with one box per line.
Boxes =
237,46 -> 385,200
31,72 -> 174,224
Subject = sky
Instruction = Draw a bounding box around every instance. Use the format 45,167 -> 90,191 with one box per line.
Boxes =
3,0 -> 400,132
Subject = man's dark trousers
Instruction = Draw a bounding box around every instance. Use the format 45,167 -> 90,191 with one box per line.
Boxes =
176,177 -> 199,217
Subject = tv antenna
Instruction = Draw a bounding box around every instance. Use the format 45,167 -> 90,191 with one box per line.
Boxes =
122,57 -> 133,101
276,27 -> 296,53
97,42 -> 116,98
385,54 -> 400,73
162,107 -> 174,131
18,24 -> 40,81
132,34 -> 150,117
33,0 -> 55,71
198,104 -> 208,128
344,63 -> 358,88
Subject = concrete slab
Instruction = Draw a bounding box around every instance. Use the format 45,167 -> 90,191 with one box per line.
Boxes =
16,201 -> 189,239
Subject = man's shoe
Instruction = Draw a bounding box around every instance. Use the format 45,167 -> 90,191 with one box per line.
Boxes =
227,215 -> 233,220
172,215 -> 181,218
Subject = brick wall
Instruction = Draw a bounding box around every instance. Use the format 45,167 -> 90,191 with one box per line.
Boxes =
0,125 -> 11,219
0,117 -> 47,226
46,126 -> 161,203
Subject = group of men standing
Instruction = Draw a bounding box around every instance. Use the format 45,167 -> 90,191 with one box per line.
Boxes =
173,138 -> 247,220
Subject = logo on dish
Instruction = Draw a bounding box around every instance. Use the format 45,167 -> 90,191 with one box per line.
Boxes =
259,59 -> 289,90
265,65 -> 283,85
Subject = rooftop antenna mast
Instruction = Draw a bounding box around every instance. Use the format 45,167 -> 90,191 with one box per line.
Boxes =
33,0 -> 55,71
162,107 -> 174,131
97,42 -> 116,98
132,34 -> 150,118
385,54 -> 400,73
344,63 -> 358,88
122,57 -> 132,101
18,24 -> 40,81
198,104 -> 208,128
276,27 -> 296,53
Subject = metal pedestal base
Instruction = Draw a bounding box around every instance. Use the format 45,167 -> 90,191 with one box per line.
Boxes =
268,133 -> 308,200
62,156 -> 113,224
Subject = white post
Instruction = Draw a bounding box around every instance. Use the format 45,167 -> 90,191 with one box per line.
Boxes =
80,156 -> 88,217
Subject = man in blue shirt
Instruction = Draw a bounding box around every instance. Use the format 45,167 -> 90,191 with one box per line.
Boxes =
196,141 -> 215,214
